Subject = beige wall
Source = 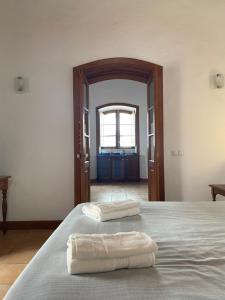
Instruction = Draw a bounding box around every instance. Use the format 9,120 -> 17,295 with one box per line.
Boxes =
1,0 -> 225,220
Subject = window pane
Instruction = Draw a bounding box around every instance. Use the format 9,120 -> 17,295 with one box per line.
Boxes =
83,136 -> 89,160
149,135 -> 155,161
148,80 -> 154,107
119,112 -> 133,124
101,136 -> 116,147
120,136 -> 135,147
83,83 -> 88,108
101,112 -> 116,124
101,124 -> 116,136
119,112 -> 135,148
83,110 -> 89,136
100,111 -> 116,147
120,124 -> 132,136
148,108 -> 155,134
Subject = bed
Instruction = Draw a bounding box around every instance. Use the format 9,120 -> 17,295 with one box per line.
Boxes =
4,202 -> 225,300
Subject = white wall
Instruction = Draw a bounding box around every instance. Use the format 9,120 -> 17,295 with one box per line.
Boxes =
1,0 -> 225,220
89,79 -> 147,180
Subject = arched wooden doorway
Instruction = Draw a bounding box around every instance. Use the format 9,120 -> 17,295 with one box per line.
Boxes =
73,58 -> 164,206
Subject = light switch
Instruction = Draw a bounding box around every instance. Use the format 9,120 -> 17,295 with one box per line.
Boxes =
171,150 -> 178,156
178,150 -> 184,156
171,150 -> 184,156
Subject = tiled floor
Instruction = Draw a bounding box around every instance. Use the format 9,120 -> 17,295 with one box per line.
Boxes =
0,230 -> 53,299
91,182 -> 148,202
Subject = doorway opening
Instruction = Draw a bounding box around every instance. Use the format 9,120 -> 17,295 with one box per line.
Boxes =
73,58 -> 164,206
90,83 -> 147,202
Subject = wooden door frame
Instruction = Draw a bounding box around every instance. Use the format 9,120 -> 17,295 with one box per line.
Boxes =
73,58 -> 164,205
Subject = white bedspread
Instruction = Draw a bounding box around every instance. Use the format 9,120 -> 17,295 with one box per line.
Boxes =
4,201 -> 225,300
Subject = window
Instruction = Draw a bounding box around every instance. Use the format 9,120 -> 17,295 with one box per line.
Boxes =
100,112 -> 116,147
97,104 -> 138,150
119,111 -> 135,147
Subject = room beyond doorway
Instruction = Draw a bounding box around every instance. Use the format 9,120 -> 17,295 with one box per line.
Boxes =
89,80 -> 147,182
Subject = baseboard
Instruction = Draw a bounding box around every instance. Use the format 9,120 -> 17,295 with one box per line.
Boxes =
0,220 -> 62,230
90,179 -> 97,184
140,178 -> 148,183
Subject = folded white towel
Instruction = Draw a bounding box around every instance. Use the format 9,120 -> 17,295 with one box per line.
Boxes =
82,201 -> 140,222
67,251 -> 156,274
82,206 -> 140,222
68,231 -> 158,260
87,200 -> 139,214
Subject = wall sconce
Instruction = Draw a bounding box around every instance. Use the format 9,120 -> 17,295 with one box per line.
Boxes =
15,76 -> 25,93
215,73 -> 224,89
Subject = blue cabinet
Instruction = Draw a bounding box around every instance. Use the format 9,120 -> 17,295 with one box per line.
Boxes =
97,156 -> 112,181
97,154 -> 139,182
111,157 -> 125,181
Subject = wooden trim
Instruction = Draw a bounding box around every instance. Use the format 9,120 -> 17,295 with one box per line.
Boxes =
154,66 -> 165,201
88,73 -> 149,84
76,58 -> 161,84
96,103 -> 140,154
73,58 -> 165,205
73,69 -> 82,205
146,67 -> 165,201
0,220 -> 62,231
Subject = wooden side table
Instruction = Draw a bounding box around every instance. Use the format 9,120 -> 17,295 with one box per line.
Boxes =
0,176 -> 11,234
209,184 -> 225,201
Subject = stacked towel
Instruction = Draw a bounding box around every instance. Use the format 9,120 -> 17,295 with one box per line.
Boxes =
82,200 -> 140,221
67,231 -> 158,274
